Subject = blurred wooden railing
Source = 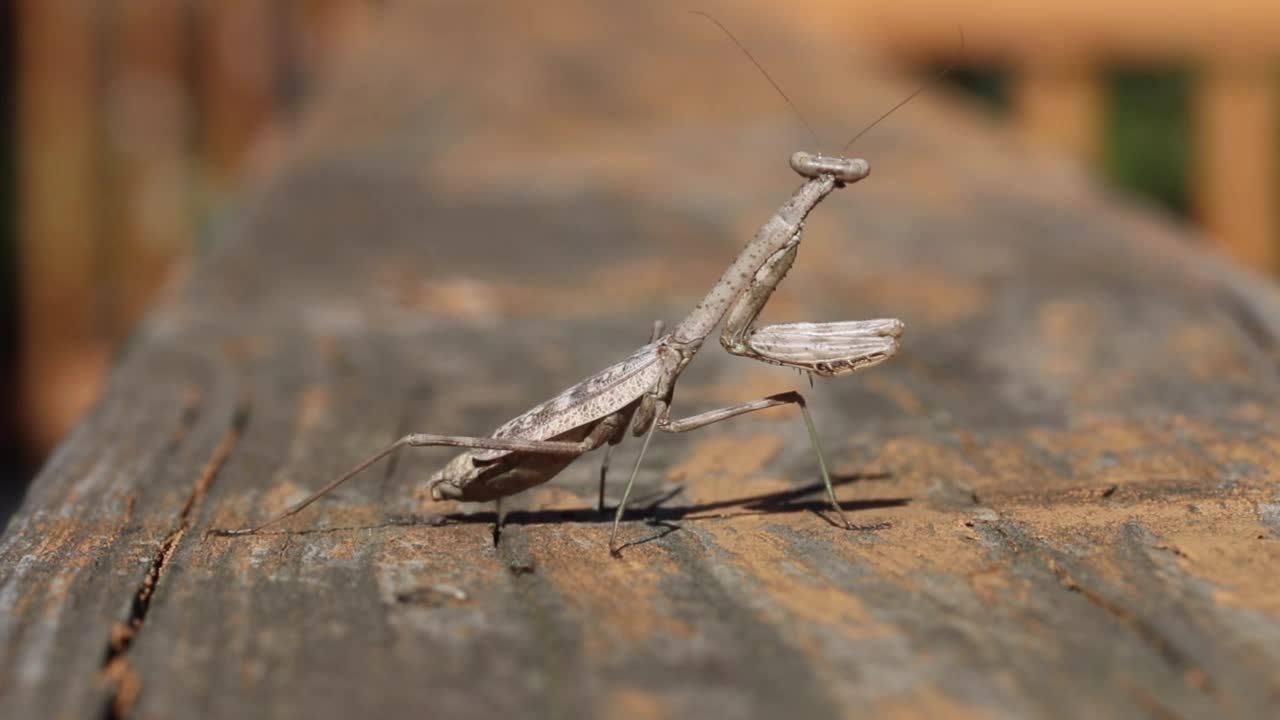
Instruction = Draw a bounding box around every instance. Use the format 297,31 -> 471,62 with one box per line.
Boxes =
15,1 -> 1280,456
18,0 -> 374,454
831,1 -> 1280,273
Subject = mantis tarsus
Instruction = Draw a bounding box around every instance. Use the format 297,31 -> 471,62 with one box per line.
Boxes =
220,16 -> 915,556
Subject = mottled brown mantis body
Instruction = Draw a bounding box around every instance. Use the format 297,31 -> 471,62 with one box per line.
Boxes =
221,15 -> 914,555
221,152 -> 900,554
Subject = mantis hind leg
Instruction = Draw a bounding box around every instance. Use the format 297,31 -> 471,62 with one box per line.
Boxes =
217,432 -> 594,536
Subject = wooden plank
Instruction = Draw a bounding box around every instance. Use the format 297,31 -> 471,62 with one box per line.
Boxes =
16,0 -> 109,454
3,2 -> 1279,718
106,0 -> 193,345
197,0 -> 278,206
1014,57 -> 1102,162
295,0 -> 373,78
825,1 -> 1279,273
1195,60 -> 1279,272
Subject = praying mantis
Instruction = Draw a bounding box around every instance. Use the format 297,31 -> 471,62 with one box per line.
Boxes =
221,15 -> 916,556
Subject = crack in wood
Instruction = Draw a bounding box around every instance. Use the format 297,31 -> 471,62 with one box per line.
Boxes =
1046,557 -> 1220,701
96,401 -> 250,720
163,387 -> 205,455
971,519 -> 1229,707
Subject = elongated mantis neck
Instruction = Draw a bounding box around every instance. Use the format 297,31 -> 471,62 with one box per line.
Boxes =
671,174 -> 837,345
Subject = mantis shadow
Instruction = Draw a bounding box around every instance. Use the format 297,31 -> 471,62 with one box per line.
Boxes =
444,471 -> 907,527
236,473 -> 908,539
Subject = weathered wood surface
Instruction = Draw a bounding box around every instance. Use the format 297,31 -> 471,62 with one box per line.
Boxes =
4,2 -> 1280,718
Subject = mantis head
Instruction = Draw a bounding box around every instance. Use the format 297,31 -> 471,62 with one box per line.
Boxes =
790,152 -> 870,185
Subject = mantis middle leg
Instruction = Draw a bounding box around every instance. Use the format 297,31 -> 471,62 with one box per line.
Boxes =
609,390 -> 852,554
596,319 -> 666,512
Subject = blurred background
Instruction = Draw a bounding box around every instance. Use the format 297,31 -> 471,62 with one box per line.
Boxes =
1,1 -> 1278,526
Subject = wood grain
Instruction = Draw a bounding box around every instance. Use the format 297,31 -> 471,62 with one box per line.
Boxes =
3,2 -> 1279,718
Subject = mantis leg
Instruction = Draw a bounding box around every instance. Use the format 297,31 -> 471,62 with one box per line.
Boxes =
223,432 -> 599,535
597,319 -> 667,513
596,443 -> 615,512
720,243 -> 797,356
718,243 -> 904,377
609,390 -> 852,555
660,391 -> 850,528
608,416 -> 660,555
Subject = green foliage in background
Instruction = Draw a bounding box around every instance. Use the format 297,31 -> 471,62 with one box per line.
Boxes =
943,66 -> 1011,112
1103,69 -> 1191,216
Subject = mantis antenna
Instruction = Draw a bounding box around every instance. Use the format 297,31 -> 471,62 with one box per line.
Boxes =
690,10 -> 824,152
842,28 -> 965,154
692,10 -> 964,158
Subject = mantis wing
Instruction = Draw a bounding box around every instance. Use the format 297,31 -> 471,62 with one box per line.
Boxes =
469,341 -> 667,462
